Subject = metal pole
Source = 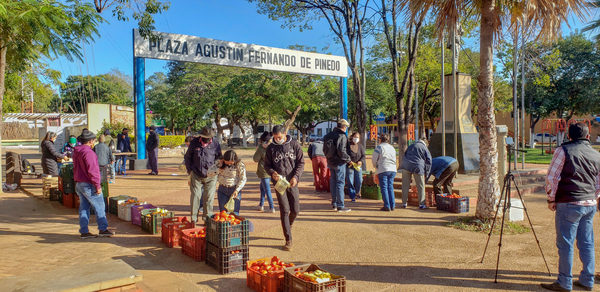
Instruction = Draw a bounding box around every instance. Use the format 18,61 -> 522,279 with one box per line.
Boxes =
521,23 -> 526,168
415,83 -> 419,140
341,77 -> 348,121
451,25 -> 458,159
512,26 -> 518,170
134,57 -> 146,160
441,29 -> 446,156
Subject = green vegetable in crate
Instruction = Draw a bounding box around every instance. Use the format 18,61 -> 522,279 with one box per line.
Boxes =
295,269 -> 334,283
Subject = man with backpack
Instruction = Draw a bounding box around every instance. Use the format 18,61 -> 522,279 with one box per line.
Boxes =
323,119 -> 351,213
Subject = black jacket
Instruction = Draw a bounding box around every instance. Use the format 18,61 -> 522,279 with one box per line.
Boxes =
117,133 -> 132,152
184,138 -> 222,178
323,128 -> 351,167
556,140 -> 600,203
308,141 -> 325,159
264,135 -> 304,182
146,131 -> 159,151
41,140 -> 65,176
347,142 -> 366,164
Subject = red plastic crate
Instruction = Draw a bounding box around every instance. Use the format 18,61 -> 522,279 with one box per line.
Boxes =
163,221 -> 194,248
180,228 -> 207,261
58,177 -> 63,192
161,217 -> 188,242
62,193 -> 75,208
247,257 -> 295,292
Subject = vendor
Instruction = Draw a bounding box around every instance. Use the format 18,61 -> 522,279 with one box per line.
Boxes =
427,156 -> 459,195
41,131 -> 65,176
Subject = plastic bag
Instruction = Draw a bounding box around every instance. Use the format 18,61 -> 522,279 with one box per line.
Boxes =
224,196 -> 236,213
274,175 -> 290,193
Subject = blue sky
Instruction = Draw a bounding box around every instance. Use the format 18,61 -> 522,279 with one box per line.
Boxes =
46,0 -> 597,87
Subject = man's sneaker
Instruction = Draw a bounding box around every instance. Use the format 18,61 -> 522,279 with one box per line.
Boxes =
268,208 -> 276,213
400,203 -> 408,208
419,205 -> 429,210
332,205 -> 337,210
540,282 -> 569,292
380,207 -> 391,211
257,205 -> 264,211
80,233 -> 97,239
283,241 -> 293,251
574,280 -> 592,291
351,199 -> 356,203
99,230 -> 115,237
337,207 -> 351,213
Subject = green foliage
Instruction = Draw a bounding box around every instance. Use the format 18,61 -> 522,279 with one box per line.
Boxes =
158,135 -> 185,148
98,120 -> 133,137
3,70 -> 58,113
447,216 -> 531,235
104,0 -> 170,39
59,70 -> 133,113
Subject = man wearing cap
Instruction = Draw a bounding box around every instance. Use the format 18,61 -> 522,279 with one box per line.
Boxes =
73,130 -> 114,239
323,119 -> 352,212
541,122 -> 600,292
184,127 -> 223,223
146,126 -> 160,175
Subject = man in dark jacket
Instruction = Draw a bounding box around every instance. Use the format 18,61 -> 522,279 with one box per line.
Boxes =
116,128 -> 132,175
427,156 -> 459,195
308,139 -> 329,192
146,126 -> 160,175
184,127 -> 222,223
323,119 -> 351,212
541,123 -> 600,292
264,125 -> 304,251
399,138 -> 432,209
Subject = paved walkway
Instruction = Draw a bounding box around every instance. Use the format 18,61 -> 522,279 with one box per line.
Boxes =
0,148 -> 589,291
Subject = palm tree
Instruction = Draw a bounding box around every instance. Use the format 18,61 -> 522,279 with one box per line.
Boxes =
403,0 -> 588,219
583,1 -> 600,41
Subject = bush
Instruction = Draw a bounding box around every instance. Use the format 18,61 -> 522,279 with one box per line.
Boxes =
98,121 -> 134,137
159,135 -> 186,148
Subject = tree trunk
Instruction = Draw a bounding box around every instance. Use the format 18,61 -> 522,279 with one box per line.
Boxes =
0,45 -> 6,186
213,103 -> 223,143
476,0 -> 500,220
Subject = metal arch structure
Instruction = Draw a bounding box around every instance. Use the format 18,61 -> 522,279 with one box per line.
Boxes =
132,29 -> 349,160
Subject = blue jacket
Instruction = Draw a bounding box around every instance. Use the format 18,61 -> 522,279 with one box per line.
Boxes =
428,156 -> 457,181
117,133 -> 132,152
399,140 -> 432,176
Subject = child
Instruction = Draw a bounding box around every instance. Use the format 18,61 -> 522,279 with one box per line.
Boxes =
216,150 -> 246,215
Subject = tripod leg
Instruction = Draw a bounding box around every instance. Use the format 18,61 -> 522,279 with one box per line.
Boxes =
511,176 -> 552,276
481,174 -> 510,263
495,180 -> 511,283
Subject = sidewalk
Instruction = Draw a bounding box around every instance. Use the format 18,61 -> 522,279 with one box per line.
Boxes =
0,149 -> 577,291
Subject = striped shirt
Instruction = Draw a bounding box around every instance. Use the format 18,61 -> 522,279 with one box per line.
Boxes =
216,161 -> 247,193
545,147 -> 600,206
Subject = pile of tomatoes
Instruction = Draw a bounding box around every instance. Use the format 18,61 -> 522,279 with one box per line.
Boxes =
249,256 -> 295,275
439,193 -> 462,199
213,210 -> 242,225
188,229 -> 206,238
230,250 -> 241,255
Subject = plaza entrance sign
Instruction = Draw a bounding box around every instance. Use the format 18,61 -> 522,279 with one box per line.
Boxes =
134,30 -> 348,78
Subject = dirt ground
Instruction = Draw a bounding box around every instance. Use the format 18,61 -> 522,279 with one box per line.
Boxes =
1,147 -> 598,291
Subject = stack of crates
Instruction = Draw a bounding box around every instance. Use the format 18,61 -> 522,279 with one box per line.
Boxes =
60,163 -> 75,194
205,212 -> 250,274
42,176 -> 59,199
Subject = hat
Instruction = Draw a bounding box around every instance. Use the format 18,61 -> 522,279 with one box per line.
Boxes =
79,130 -> 96,143
103,129 -> 110,136
199,127 -> 214,138
569,122 -> 589,140
338,119 -> 350,127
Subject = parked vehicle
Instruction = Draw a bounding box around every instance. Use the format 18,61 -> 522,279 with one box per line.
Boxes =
533,133 -> 557,143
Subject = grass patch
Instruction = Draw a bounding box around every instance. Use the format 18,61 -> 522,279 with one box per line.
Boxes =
447,216 -> 531,235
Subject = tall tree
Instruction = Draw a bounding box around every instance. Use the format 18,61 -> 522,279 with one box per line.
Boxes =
59,71 -> 133,113
91,0 -> 169,38
250,0 -> 370,138
419,0 -> 587,219
0,0 -> 101,185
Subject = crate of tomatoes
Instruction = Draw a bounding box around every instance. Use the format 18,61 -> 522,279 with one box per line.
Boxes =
247,256 -> 295,292
180,227 -> 207,261
206,210 -> 249,248
206,242 -> 249,274
162,217 -> 195,248
435,193 -> 469,213
283,264 -> 346,292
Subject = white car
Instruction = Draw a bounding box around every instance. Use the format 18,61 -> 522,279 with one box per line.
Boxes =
533,133 -> 557,143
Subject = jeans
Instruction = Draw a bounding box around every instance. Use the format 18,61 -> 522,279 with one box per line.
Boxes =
259,178 -> 274,209
189,172 -> 217,222
275,186 -> 299,242
117,156 -> 127,174
346,166 -> 362,200
402,170 -> 425,206
217,185 -> 242,215
378,171 -> 396,209
76,182 -> 108,234
554,203 -> 596,290
329,164 -> 346,209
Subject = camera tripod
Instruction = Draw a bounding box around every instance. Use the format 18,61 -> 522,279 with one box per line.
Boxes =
480,146 -> 551,283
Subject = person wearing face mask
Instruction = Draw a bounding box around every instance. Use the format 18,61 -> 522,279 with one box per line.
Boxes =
253,132 -> 276,212
62,135 -> 79,158
264,125 -> 304,251
184,127 -> 223,223
215,150 -> 246,215
323,119 -> 352,212
308,138 -> 330,193
347,132 -> 365,202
